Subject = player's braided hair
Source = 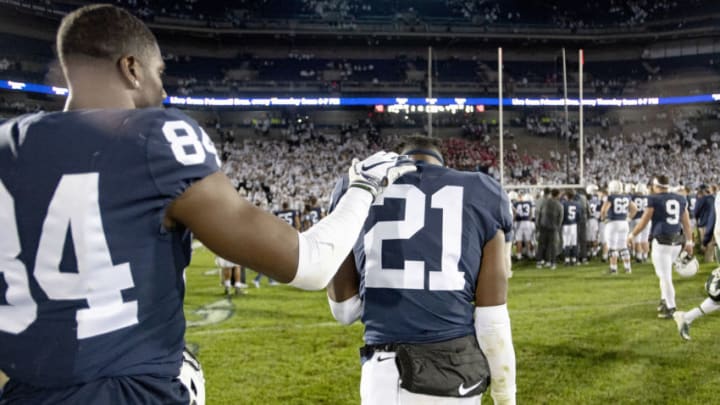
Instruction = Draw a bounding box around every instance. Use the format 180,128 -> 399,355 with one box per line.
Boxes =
57,4 -> 158,65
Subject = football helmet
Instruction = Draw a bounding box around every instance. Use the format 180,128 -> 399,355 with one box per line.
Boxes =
586,184 -> 598,195
522,193 -> 534,202
674,251 -> 699,278
624,183 -> 635,194
607,180 -> 623,194
179,349 -> 206,405
507,191 -> 519,201
705,267 -> 720,301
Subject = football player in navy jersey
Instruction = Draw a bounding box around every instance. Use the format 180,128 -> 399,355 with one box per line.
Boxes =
672,190 -> 720,340
0,5 -> 414,404
326,136 -> 516,405
683,185 -> 698,242
629,175 -> 694,319
630,183 -> 651,263
694,184 -> 716,262
601,180 -> 637,274
561,190 -> 582,266
513,194 -> 535,261
585,185 -> 602,258
300,195 -> 324,230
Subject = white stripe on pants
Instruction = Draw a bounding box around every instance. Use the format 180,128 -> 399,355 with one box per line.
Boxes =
651,239 -> 682,309
361,350 -> 481,405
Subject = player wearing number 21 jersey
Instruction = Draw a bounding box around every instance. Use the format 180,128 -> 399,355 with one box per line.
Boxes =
326,136 -> 516,405
0,5 -> 416,404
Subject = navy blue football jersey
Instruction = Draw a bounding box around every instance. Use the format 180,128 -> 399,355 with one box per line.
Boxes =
632,195 -> 648,220
275,209 -> 299,228
303,207 -> 323,228
0,108 -> 220,390
649,193 -> 687,237
687,195 -> 697,214
606,194 -> 631,221
562,199 -> 581,225
514,201 -> 533,221
330,162 -> 513,345
694,194 -> 715,227
588,195 -> 601,220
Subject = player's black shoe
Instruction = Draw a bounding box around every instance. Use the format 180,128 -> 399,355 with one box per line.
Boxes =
658,306 -> 676,319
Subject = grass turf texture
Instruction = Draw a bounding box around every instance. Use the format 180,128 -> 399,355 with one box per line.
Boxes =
185,247 -> 720,404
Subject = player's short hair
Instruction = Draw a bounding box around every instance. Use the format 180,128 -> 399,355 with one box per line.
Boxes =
653,175 -> 670,189
398,135 -> 444,163
57,4 -> 158,65
566,190 -> 576,199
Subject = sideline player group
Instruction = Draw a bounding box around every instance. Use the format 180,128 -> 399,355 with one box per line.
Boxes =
507,178 -> 720,338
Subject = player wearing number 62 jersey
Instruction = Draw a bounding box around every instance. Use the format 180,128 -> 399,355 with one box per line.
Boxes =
0,5 -> 415,404
629,175 -> 693,319
326,136 -> 516,405
601,181 -> 637,274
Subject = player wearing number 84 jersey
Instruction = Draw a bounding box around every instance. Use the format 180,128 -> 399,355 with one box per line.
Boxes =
0,5 -> 416,404
326,136 -> 516,405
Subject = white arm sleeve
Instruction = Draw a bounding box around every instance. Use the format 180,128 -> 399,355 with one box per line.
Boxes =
289,187 -> 372,290
475,304 -> 516,405
327,294 -> 362,325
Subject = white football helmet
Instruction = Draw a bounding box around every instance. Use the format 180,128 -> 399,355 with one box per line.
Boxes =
179,349 -> 206,405
624,183 -> 635,194
507,191 -> 519,201
607,180 -> 623,194
586,184 -> 598,195
705,267 -> 720,301
635,183 -> 648,195
675,251 -> 699,278
522,193 -> 534,202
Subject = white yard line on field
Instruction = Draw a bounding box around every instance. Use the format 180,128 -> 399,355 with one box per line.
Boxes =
186,321 -> 346,336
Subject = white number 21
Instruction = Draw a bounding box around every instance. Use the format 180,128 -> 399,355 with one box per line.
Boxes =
364,184 -> 465,291
0,175 -> 137,339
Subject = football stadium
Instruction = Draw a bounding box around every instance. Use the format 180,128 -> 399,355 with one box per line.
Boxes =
2,1 -> 720,404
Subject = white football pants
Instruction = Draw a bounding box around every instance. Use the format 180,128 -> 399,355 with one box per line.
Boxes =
515,221 -> 535,242
562,224 -> 577,248
586,218 -> 599,242
604,220 -> 629,250
360,350 -> 481,405
651,240 -> 682,309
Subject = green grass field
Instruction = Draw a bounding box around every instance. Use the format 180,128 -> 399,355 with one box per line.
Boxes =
185,247 -> 720,405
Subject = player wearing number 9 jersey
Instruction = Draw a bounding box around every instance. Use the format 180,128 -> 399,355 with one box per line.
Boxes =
326,136 -> 516,405
0,5 -> 415,404
629,175 -> 693,319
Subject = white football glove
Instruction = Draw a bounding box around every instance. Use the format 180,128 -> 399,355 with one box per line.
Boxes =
348,151 -> 416,198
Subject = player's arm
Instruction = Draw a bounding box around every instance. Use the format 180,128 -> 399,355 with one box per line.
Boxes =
168,152 -> 414,290
627,200 -> 638,220
600,200 -> 610,221
0,369 -> 8,389
628,207 -> 653,243
681,207 -> 694,255
474,230 -> 516,405
326,253 -> 362,325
